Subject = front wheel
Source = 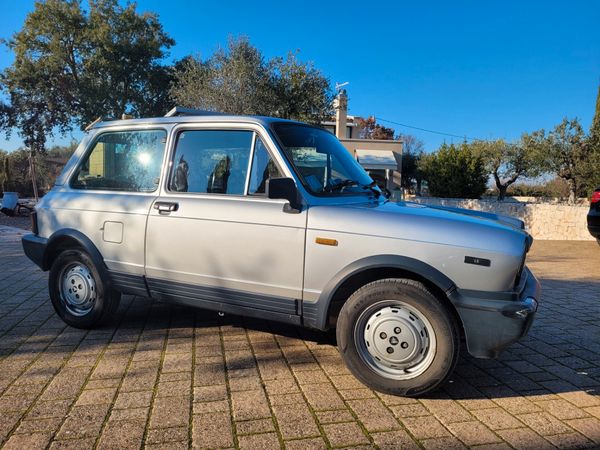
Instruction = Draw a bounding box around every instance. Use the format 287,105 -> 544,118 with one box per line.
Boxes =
49,249 -> 120,328
336,278 -> 459,397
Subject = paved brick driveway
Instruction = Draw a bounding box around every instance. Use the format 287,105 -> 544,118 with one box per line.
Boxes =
0,226 -> 599,449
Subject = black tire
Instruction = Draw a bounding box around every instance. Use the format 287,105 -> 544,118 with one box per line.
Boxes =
49,249 -> 120,328
336,278 -> 459,397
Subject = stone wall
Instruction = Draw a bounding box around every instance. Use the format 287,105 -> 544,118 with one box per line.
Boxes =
408,197 -> 593,241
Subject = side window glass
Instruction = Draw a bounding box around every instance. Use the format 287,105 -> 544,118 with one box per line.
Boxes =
170,130 -> 253,195
72,130 -> 166,192
248,138 -> 283,195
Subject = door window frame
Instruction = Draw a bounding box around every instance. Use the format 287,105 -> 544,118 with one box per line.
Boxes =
162,123 -> 289,199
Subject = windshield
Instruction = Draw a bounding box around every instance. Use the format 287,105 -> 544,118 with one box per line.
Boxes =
271,122 -> 378,196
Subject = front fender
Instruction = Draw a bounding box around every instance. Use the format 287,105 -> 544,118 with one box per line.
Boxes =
303,254 -> 456,330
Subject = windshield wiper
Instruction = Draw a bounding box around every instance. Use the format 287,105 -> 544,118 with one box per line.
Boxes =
327,179 -> 358,191
327,180 -> 382,198
363,181 -> 384,198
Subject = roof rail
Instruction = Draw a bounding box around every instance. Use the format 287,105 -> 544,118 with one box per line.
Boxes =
84,116 -> 103,131
164,106 -> 226,117
85,115 -> 126,130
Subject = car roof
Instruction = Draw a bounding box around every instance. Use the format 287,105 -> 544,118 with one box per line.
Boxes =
90,114 -> 304,130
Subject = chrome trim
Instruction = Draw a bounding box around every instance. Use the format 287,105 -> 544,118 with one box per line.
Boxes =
244,131 -> 257,195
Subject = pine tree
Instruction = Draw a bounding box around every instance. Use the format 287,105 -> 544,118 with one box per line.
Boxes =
591,83 -> 600,144
587,83 -> 600,193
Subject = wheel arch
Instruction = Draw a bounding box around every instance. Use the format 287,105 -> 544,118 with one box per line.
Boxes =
306,255 -> 463,334
43,229 -> 108,278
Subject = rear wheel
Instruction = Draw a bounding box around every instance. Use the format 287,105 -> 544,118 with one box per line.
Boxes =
49,249 -> 120,328
336,278 -> 459,397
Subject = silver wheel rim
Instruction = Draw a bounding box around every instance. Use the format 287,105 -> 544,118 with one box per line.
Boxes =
59,263 -> 97,316
355,302 -> 437,380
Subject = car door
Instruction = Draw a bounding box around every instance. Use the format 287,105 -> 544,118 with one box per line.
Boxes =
144,123 -> 307,321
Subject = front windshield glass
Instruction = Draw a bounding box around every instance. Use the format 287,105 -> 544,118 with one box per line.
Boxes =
272,122 -> 378,196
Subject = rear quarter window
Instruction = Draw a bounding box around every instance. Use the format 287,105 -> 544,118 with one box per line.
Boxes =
71,129 -> 167,192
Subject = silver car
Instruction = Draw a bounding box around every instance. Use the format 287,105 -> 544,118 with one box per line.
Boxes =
22,110 -> 540,396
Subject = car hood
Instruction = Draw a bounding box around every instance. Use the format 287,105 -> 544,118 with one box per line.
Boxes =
307,200 -> 529,255
423,203 -> 525,230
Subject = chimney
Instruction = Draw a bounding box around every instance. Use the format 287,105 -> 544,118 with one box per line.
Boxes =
335,89 -> 348,139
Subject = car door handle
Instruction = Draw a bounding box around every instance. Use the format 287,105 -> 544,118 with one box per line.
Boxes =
154,202 -> 179,214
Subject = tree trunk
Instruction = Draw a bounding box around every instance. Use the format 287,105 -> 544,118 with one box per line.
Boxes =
494,169 -> 520,202
28,152 -> 39,202
493,171 -> 505,201
497,185 -> 508,201
567,178 -> 576,204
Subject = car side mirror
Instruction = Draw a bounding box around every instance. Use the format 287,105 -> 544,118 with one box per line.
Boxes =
267,177 -> 302,213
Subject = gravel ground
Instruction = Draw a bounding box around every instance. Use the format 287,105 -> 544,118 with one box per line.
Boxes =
0,214 -> 31,230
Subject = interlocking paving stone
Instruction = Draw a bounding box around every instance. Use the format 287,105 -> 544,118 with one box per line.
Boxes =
496,428 -> 556,450
402,415 -> 452,439
300,382 -> 345,410
371,429 -> 420,449
347,398 -> 401,432
516,411 -> 574,435
191,412 -> 233,448
446,421 -> 502,446
145,426 -> 188,445
48,437 -> 97,449
315,408 -> 355,424
237,432 -> 281,450
2,432 -> 53,450
235,417 -> 276,435
420,438 -> 469,450
148,396 -> 190,429
544,431 -> 595,449
321,421 -> 370,447
564,417 -> 600,444
272,402 -> 320,439
96,419 -> 146,449
471,407 -> 525,430
1,227 -> 600,449
283,437 -> 328,450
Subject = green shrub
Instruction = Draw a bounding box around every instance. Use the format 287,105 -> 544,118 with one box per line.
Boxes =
419,143 -> 487,198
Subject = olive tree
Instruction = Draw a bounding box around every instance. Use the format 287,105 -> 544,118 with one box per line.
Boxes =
529,118 -> 588,203
473,138 -> 543,201
0,0 -> 174,153
170,36 -> 334,123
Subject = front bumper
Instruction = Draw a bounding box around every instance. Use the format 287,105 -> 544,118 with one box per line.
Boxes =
22,233 -> 48,270
450,267 -> 540,359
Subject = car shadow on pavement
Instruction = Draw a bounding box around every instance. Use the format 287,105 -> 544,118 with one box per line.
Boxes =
3,276 -> 599,404
114,275 -> 600,401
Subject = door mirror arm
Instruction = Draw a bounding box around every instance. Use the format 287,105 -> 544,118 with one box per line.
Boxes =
267,177 -> 302,214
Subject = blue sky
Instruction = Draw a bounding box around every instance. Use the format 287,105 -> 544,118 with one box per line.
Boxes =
0,0 -> 598,151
